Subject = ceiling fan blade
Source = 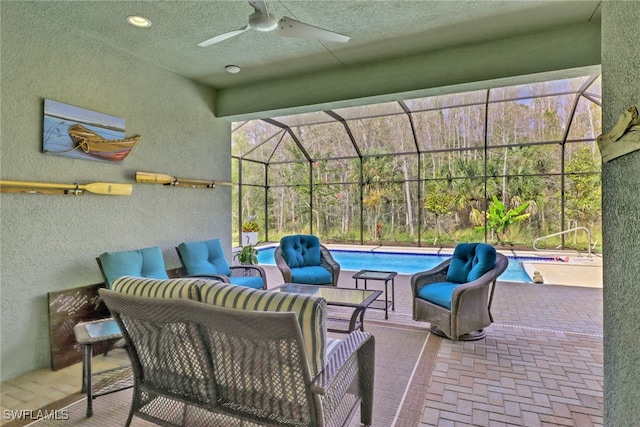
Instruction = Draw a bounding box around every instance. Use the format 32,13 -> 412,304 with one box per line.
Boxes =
248,0 -> 268,15
277,16 -> 350,43
198,26 -> 250,47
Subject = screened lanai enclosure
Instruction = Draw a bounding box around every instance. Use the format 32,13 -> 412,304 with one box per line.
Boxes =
232,74 -> 602,251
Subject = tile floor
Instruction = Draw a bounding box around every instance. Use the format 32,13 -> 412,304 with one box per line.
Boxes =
421,282 -> 603,427
1,349 -> 129,426
1,255 -> 603,427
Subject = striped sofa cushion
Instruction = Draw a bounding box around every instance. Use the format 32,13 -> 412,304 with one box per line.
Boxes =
111,276 -> 211,300
200,282 -> 327,377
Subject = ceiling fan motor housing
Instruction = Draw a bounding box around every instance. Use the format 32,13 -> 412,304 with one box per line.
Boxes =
249,12 -> 278,32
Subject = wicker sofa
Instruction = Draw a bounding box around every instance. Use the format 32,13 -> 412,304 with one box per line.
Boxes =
103,276 -> 375,427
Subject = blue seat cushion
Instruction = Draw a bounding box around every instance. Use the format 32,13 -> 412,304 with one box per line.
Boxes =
280,235 -> 322,268
228,275 -> 265,289
178,239 -> 232,277
417,281 -> 460,309
290,266 -> 333,285
99,246 -> 168,287
446,243 -> 497,283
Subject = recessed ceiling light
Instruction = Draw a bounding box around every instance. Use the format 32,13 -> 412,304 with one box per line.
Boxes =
127,16 -> 152,28
225,65 -> 242,74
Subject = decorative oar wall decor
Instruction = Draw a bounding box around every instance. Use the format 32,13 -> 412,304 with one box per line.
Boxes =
135,171 -> 232,189
0,180 -> 133,196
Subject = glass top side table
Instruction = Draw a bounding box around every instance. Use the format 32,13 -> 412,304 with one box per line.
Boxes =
73,318 -> 133,417
352,270 -> 397,319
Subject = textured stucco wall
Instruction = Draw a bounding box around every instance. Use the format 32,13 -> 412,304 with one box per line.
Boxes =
0,4 -> 230,380
601,1 -> 640,425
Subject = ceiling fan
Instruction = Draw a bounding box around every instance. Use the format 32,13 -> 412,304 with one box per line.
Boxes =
198,0 -> 350,47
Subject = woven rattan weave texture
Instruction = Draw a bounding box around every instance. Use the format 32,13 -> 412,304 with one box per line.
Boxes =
100,289 -> 375,427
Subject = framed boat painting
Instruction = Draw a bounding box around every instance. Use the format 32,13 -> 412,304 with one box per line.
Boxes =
42,99 -> 141,164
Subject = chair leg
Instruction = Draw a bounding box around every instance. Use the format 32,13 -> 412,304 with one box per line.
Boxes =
429,324 -> 449,339
359,337 -> 375,426
429,324 -> 487,341
457,330 -> 487,341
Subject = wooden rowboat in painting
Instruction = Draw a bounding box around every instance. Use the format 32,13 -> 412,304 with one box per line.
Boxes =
67,124 -> 140,162
43,100 -> 140,164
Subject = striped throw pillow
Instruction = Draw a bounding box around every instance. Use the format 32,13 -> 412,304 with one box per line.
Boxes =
199,282 -> 327,377
111,276 -> 209,300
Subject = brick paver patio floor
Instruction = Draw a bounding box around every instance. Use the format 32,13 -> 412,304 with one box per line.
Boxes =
419,282 -> 603,427
280,264 -> 603,427
1,263 -> 603,427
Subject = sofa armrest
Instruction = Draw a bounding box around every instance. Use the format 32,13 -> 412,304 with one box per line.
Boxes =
312,331 -> 374,425
319,244 -> 341,286
274,246 -> 293,283
312,331 -> 373,393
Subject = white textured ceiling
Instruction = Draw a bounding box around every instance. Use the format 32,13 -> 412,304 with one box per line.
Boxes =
14,0 -> 601,89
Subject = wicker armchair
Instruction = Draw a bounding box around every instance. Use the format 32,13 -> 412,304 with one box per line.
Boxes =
176,238 -> 266,289
97,246 -> 171,288
274,235 -> 341,286
411,243 -> 508,341
100,289 -> 375,427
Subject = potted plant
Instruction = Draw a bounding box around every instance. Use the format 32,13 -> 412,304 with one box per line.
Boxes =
234,244 -> 259,265
241,216 -> 260,246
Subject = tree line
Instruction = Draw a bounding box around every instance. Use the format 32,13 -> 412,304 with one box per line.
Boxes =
232,77 -> 602,251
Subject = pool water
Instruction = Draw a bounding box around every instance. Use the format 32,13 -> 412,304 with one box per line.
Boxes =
257,247 -> 542,283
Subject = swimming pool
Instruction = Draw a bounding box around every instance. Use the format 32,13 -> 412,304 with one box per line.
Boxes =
257,247 -> 546,283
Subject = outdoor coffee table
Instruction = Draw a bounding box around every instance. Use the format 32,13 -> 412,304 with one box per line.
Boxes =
273,283 -> 382,334
353,270 -> 397,319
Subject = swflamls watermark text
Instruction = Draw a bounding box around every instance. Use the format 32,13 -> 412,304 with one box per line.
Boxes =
3,409 -> 69,421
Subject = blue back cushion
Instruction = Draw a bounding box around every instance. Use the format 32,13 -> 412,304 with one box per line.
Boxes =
280,235 -> 322,268
178,239 -> 231,277
468,244 -> 497,281
446,243 -> 497,283
98,246 -> 168,287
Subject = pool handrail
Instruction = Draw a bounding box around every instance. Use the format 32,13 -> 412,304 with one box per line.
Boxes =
532,227 -> 592,258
